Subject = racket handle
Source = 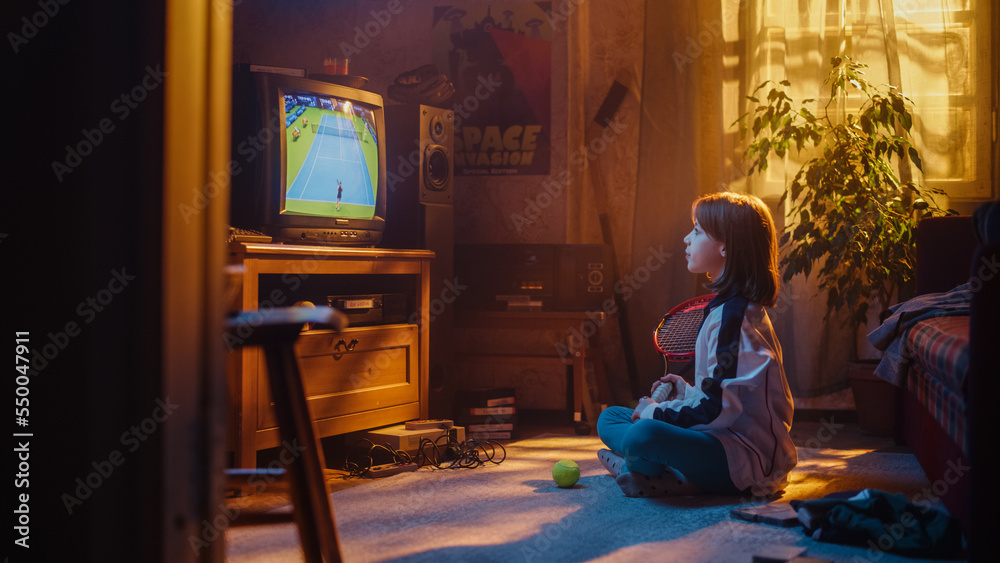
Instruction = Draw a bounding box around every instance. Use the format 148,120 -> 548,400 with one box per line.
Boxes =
651,381 -> 673,403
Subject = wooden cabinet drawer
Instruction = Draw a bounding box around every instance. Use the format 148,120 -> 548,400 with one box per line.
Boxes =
257,323 -> 419,430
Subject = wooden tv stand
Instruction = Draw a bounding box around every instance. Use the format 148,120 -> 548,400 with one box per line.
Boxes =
226,243 -> 433,469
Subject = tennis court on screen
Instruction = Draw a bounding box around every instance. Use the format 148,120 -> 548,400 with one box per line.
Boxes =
284,105 -> 377,218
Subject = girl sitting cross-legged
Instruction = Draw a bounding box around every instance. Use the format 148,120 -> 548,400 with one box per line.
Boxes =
597,192 -> 797,498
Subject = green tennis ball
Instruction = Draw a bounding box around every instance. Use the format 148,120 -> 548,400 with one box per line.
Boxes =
552,459 -> 580,488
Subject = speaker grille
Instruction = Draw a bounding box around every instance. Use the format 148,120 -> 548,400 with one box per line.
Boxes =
424,145 -> 451,191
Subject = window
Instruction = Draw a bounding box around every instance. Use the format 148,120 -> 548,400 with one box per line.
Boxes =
734,0 -> 994,201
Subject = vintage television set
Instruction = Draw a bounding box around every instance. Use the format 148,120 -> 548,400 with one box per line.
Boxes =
230,70 -> 387,246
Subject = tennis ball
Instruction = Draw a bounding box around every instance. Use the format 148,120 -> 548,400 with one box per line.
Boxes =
552,459 -> 580,488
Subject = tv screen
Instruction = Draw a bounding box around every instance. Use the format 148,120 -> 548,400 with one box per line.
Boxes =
231,71 -> 387,246
283,93 -> 378,220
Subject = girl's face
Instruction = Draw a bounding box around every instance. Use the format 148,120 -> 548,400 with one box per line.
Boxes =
684,219 -> 726,279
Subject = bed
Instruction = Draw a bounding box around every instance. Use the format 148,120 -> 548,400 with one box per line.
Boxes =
872,211 -> 999,553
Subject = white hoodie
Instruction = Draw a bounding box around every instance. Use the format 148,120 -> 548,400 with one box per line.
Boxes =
640,292 -> 797,496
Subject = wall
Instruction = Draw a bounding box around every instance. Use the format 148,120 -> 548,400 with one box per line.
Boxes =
234,0 -> 645,410
233,0 -> 644,247
234,1 -> 999,415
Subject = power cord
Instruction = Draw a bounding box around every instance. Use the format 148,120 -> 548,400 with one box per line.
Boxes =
340,438 -> 413,477
341,435 -> 506,478
412,435 -> 506,469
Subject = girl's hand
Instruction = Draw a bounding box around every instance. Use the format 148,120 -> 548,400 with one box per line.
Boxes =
631,396 -> 654,422
651,374 -> 687,401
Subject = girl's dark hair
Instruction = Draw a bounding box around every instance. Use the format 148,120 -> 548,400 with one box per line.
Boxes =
693,192 -> 780,307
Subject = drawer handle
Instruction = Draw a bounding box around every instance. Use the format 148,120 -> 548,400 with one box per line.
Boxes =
334,339 -> 360,352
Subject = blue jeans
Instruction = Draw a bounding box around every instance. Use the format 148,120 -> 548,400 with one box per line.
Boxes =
597,406 -> 743,495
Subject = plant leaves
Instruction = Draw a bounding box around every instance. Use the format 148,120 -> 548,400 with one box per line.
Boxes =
730,56 -> 946,330
793,221 -> 813,239
860,115 -> 873,135
891,95 -> 906,114
908,147 -> 923,171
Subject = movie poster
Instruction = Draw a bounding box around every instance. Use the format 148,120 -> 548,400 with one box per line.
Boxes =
433,3 -> 552,176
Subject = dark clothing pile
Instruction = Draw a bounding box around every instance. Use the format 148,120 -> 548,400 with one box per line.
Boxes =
791,489 -> 963,559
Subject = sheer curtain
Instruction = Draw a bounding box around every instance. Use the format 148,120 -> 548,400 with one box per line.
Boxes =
628,0 -> 731,397
726,0 -> 994,398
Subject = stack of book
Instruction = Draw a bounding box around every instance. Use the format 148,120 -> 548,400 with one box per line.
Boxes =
455,387 -> 517,440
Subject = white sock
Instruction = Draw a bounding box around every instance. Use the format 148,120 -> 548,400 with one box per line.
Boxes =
598,449 -> 626,477
615,466 -> 702,497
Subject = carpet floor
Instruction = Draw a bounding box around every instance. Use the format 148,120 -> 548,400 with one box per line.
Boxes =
226,435 -> 963,562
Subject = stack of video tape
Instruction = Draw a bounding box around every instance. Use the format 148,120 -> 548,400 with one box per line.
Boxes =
455,387 -> 518,441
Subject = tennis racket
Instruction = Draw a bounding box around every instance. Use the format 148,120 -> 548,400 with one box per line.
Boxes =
653,294 -> 715,361
650,293 -> 715,400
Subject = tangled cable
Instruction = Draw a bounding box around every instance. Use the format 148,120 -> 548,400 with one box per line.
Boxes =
341,434 -> 506,478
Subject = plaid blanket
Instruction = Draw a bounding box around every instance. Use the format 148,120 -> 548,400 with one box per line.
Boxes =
869,286 -> 972,456
905,316 -> 970,394
903,316 -> 969,456
868,283 -> 972,386
905,363 -> 968,458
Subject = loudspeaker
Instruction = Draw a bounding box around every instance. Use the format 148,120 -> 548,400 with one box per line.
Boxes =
383,104 -> 454,235
454,244 -> 612,311
382,104 -> 455,418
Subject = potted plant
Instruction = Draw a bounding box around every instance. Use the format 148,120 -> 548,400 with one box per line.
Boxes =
734,56 -> 955,433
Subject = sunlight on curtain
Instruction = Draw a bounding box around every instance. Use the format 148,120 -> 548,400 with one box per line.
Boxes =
725,0 -> 993,399
741,0 -> 992,202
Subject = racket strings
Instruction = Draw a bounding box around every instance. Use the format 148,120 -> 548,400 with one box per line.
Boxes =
655,309 -> 703,354
653,294 -> 715,361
